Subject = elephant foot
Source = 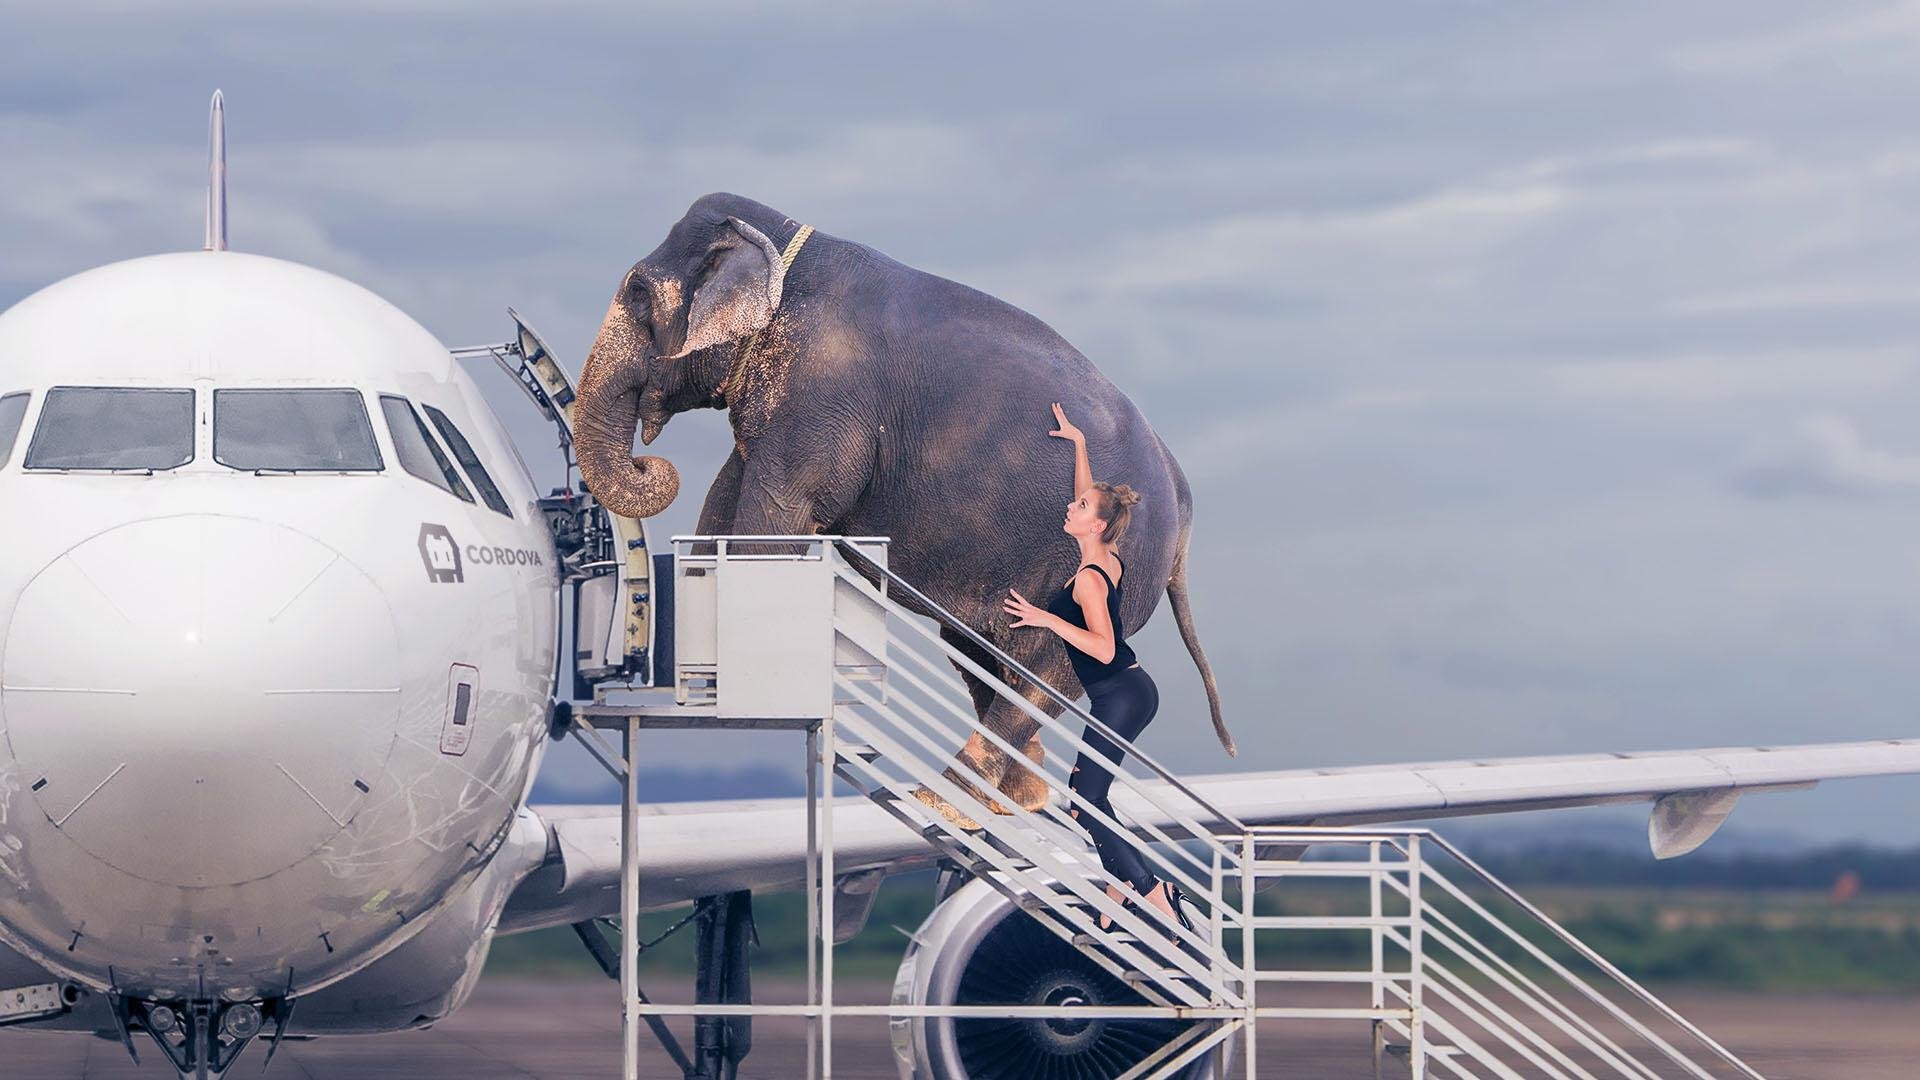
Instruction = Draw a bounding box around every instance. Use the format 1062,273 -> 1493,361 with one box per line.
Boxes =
996,735 -> 1051,814
912,784 -> 982,832
911,740 -> 1020,831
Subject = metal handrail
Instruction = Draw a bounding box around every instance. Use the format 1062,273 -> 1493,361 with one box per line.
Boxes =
1399,923 -> 1643,1079
652,536 -> 1756,1077
1418,833 -> 1763,1080
829,687 -> 1239,1003
829,538 -> 1247,832
1414,902 -> 1654,1077
1228,818 -> 1758,1068
876,644 -> 1228,901
829,575 -> 1248,951
865,584 -> 1246,868
824,747 -> 1224,1015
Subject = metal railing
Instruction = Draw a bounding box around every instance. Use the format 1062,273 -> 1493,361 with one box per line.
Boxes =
821,540 -> 1247,1008
599,537 -> 1765,1079
830,539 -> 1246,835
1231,826 -> 1766,1079
818,539 -> 1762,1078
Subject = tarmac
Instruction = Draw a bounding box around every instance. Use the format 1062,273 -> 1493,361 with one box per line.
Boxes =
4,978 -> 1920,1078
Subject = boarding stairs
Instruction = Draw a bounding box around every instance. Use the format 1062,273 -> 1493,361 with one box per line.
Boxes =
589,536 -> 1769,1079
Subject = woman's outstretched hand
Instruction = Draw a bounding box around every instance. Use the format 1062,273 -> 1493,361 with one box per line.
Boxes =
1049,402 -> 1084,444
1004,588 -> 1053,629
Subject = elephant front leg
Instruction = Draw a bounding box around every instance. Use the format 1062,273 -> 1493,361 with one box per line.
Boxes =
685,450 -> 748,558
726,459 -> 840,545
696,449 -> 747,534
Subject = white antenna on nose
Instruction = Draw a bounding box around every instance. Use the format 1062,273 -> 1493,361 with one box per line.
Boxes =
204,90 -> 227,252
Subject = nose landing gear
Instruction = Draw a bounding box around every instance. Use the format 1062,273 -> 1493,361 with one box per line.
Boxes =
112,991 -> 294,1078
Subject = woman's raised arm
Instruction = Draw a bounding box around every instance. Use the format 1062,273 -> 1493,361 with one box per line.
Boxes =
1050,402 -> 1092,496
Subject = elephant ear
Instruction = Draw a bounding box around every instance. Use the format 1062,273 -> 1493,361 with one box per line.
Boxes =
679,216 -> 787,356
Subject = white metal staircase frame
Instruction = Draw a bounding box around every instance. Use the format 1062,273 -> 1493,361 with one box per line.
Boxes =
579,536 -> 1770,1079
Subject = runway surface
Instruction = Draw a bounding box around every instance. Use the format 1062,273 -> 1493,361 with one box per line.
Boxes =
5,978 -> 1919,1077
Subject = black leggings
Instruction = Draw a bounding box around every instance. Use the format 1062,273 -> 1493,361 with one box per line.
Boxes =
1069,665 -> 1161,893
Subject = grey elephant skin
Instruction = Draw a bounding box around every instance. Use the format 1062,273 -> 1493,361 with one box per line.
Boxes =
574,193 -> 1232,816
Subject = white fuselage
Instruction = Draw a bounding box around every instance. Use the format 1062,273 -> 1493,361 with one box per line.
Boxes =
0,252 -> 559,1004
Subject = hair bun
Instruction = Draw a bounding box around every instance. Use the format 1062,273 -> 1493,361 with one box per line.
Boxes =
1113,484 -> 1142,508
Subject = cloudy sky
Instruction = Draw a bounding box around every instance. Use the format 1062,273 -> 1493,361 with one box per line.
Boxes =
9,3 -> 1920,842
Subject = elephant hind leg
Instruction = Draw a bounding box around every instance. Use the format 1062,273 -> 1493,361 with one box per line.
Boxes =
992,692 -> 1056,814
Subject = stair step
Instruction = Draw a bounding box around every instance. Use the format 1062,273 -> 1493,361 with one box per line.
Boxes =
1049,809 -> 1095,844
1122,969 -> 1204,986
1383,1043 -> 1462,1060
1072,932 -> 1142,948
953,852 -> 1034,876
1076,925 -> 1225,968
981,830 -> 1021,856
835,743 -> 882,763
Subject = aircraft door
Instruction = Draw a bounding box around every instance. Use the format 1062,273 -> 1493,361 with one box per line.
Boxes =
462,310 -> 660,695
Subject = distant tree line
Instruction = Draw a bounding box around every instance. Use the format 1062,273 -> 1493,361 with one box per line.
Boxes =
1471,843 -> 1920,890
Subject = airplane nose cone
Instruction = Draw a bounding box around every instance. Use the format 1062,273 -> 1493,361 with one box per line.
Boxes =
0,515 -> 399,887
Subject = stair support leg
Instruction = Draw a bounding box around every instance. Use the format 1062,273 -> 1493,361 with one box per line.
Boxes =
622,717 -> 640,1080
1408,835 -> 1426,1078
1242,831 -> 1257,1080
1373,839 -> 1387,1080
805,724 -> 818,1080
819,714 -> 836,1079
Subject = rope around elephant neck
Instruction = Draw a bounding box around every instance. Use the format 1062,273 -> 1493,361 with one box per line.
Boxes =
717,224 -> 814,404
779,224 -> 814,272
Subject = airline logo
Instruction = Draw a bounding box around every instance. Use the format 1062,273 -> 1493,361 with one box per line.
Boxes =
465,544 -> 544,567
418,523 -> 464,584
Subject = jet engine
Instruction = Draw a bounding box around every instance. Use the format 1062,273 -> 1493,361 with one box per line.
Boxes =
890,877 -> 1226,1080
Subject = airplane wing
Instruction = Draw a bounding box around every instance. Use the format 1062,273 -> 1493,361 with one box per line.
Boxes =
497,737 -> 1920,934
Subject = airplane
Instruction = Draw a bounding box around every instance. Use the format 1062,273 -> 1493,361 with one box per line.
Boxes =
3,94 -> 1920,1079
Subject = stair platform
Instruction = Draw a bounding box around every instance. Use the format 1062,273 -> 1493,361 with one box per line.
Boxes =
576,701 -> 820,731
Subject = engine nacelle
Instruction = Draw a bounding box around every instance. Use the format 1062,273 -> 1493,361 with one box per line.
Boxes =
889,877 -> 1227,1080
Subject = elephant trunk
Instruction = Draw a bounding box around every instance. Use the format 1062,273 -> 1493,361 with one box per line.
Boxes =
575,320 -> 680,520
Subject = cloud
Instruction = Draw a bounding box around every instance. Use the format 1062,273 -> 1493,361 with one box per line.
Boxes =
1675,278 -> 1920,315
1552,347 -> 1918,402
14,3 -> 1920,841
1736,413 -> 1920,497
1672,3 -> 1920,75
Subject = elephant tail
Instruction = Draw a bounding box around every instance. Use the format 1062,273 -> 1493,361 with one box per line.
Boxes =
1168,540 -> 1235,757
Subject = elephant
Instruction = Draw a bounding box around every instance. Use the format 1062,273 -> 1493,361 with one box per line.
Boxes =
574,193 -> 1233,824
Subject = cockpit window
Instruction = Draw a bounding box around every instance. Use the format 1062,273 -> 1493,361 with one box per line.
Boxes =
214,389 -> 383,472
25,386 -> 194,471
0,393 -> 27,468
379,395 -> 474,503
421,404 -> 511,517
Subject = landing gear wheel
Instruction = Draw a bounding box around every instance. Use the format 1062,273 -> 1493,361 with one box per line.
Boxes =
119,995 -> 274,1078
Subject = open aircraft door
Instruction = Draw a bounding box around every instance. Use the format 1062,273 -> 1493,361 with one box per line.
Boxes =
455,310 -> 664,696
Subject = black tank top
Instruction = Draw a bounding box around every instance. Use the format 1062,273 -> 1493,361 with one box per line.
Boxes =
1045,559 -> 1138,689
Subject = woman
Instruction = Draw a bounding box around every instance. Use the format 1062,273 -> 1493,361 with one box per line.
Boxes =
1004,403 -> 1191,932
